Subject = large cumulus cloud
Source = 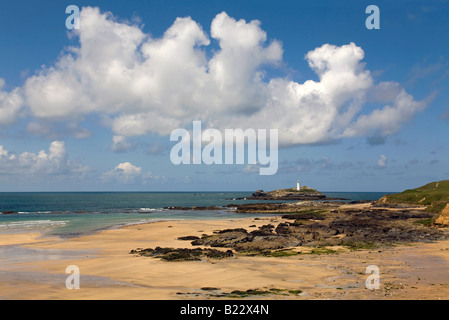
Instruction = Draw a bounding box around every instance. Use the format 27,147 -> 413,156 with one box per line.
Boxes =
0,7 -> 428,147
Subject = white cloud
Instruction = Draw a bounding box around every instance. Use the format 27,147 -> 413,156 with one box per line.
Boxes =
111,135 -> 135,153
102,161 -> 152,184
184,175 -> 191,183
377,154 -> 388,168
26,120 -> 91,140
115,162 -> 141,175
342,86 -> 429,139
0,78 -> 24,125
0,142 -> 163,186
0,8 -> 428,147
242,164 -> 261,174
0,141 -> 89,178
0,145 -> 9,159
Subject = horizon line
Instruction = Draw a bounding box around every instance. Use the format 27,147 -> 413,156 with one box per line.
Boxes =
0,190 -> 399,193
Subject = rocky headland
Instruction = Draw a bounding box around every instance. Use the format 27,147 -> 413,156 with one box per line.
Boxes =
132,181 -> 449,262
245,186 -> 328,200
189,203 -> 446,253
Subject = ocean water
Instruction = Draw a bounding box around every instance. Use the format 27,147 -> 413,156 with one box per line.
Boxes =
0,191 -> 389,238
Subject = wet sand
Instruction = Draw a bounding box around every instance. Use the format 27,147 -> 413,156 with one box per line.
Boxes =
1,216 -> 449,300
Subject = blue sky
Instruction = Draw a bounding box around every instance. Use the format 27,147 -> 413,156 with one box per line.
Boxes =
0,0 -> 448,192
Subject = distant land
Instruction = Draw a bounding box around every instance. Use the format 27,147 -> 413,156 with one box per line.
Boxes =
176,179 -> 449,256
244,186 -> 331,201
235,180 -> 449,226
377,180 -> 449,225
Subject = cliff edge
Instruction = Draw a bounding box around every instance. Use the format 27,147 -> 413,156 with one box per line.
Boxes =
376,180 -> 449,226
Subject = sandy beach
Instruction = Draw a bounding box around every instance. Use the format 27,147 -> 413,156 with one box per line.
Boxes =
1,215 -> 449,300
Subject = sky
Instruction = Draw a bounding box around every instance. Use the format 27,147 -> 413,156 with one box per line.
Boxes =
0,0 -> 448,192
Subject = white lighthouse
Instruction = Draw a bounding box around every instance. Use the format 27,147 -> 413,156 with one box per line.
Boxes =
297,180 -> 301,191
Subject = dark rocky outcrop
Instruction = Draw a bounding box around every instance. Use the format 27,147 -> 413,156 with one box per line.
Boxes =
130,246 -> 233,261
189,206 -> 448,253
132,195 -> 449,261
163,206 -> 223,211
246,187 -> 327,201
177,236 -> 200,241
191,228 -> 252,248
228,201 -> 342,214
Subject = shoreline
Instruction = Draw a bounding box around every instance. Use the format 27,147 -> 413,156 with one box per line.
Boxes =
1,215 -> 449,300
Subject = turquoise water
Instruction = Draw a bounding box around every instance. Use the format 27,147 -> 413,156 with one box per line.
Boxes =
0,192 -> 389,238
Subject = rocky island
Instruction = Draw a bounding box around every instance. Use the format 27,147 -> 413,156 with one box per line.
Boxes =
244,185 -> 328,200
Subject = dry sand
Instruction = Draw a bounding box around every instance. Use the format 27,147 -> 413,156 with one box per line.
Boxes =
1,216 -> 449,300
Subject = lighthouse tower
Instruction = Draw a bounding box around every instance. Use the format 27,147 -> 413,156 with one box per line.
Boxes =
297,180 -> 301,191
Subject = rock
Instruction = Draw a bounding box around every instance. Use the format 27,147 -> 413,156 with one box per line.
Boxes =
234,236 -> 300,252
194,203 -> 448,254
232,203 -> 292,214
163,206 -> 223,211
229,201 -> 343,214
192,229 -> 252,247
177,236 -> 200,241
252,190 -> 268,197
246,186 -> 327,201
216,228 -> 248,234
435,203 -> 449,226
130,247 -> 233,261
249,224 -> 275,236
137,200 -> 449,260
274,222 -> 292,235
281,211 -> 326,220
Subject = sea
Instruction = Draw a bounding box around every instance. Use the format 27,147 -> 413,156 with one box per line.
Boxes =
0,191 -> 390,238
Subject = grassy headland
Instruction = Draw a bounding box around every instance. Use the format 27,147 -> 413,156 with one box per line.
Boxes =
377,180 -> 449,215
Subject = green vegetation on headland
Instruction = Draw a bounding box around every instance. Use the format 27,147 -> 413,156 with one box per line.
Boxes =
283,186 -> 319,193
248,186 -> 326,200
378,180 -> 449,214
